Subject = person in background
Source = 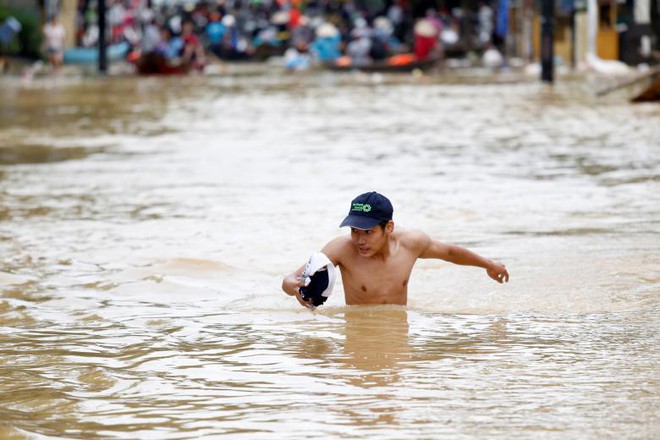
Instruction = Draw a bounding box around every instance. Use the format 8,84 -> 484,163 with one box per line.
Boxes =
387,0 -> 406,43
141,18 -> 162,54
0,16 -> 22,73
162,27 -> 183,61
206,11 -> 226,58
181,20 -> 206,70
477,1 -> 494,46
412,18 -> 438,60
425,8 -> 444,35
309,22 -> 342,63
290,15 -> 314,52
346,17 -> 372,65
108,0 -> 126,44
370,16 -> 402,61
43,14 -> 66,72
218,14 -> 253,60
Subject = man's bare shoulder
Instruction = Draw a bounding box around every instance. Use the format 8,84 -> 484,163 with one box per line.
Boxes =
394,228 -> 432,253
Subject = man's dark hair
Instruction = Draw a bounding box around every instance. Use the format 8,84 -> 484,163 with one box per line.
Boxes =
378,219 -> 390,230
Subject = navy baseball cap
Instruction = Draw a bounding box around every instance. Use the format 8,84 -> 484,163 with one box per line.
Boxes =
339,192 -> 393,230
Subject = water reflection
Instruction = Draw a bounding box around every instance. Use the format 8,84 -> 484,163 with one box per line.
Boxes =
339,307 -> 411,384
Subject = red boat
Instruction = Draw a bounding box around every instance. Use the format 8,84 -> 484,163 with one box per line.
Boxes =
133,52 -> 191,75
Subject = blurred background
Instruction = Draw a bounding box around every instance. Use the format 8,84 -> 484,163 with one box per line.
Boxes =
0,0 -> 658,77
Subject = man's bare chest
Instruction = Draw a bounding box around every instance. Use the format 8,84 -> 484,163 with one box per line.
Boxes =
341,255 -> 416,294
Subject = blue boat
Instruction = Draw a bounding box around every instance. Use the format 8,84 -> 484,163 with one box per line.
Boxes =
63,42 -> 130,65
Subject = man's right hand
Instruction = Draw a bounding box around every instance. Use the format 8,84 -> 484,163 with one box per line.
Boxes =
282,274 -> 313,309
486,262 -> 509,284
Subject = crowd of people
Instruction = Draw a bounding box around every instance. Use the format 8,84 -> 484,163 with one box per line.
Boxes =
70,0 -> 503,71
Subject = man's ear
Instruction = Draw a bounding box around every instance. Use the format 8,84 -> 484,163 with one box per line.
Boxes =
386,220 -> 394,234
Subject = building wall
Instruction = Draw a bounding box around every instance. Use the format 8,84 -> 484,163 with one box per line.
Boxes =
533,1 -> 621,64
574,11 -> 589,65
61,0 -> 76,48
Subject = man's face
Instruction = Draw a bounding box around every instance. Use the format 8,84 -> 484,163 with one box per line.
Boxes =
350,222 -> 392,257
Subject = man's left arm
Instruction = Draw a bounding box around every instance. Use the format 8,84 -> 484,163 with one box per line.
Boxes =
418,233 -> 509,284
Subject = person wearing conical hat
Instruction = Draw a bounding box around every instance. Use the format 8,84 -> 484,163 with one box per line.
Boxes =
413,18 -> 438,60
309,22 -> 342,62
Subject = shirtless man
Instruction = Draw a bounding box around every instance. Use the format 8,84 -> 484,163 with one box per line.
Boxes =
282,192 -> 509,307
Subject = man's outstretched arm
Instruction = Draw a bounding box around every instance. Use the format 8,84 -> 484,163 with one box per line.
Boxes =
418,233 -> 509,284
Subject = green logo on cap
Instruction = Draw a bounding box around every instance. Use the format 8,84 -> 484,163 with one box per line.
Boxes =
352,203 -> 372,213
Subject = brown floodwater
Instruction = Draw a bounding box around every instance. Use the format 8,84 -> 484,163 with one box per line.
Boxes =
0,71 -> 658,439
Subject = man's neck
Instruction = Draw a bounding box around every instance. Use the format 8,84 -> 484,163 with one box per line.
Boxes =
371,236 -> 393,261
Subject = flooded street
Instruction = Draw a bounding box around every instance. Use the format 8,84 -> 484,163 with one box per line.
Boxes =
0,72 -> 658,439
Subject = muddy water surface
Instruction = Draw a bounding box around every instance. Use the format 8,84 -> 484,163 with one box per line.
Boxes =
0,73 -> 658,439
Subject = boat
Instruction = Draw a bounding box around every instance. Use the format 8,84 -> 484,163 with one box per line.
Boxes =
133,51 -> 190,75
596,64 -> 660,103
632,75 -> 660,103
324,54 -> 440,73
63,42 -> 130,65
